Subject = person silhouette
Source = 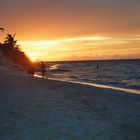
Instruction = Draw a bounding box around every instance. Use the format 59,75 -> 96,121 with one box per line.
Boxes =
96,64 -> 99,70
40,61 -> 46,78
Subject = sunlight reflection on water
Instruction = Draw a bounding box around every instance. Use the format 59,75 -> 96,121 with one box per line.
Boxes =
34,74 -> 140,95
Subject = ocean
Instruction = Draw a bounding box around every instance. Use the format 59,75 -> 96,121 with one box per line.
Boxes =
42,59 -> 140,91
44,59 -> 140,90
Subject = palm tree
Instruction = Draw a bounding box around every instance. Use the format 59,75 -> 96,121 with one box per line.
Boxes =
0,32 -> 31,69
4,34 -> 19,50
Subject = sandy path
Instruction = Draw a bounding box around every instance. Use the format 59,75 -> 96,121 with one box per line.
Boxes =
0,66 -> 140,140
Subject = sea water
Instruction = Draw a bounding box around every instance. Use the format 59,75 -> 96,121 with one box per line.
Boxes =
45,59 -> 140,91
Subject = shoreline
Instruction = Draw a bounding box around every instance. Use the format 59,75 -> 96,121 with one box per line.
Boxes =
34,74 -> 140,95
49,78 -> 140,95
0,66 -> 140,139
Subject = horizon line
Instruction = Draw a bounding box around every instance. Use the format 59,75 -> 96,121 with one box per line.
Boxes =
43,58 -> 140,63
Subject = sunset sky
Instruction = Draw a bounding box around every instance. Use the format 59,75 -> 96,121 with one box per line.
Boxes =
0,0 -> 140,61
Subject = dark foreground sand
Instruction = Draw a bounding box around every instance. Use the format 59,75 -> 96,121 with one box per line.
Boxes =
0,66 -> 140,140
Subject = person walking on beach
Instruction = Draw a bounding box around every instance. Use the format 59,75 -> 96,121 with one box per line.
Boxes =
40,61 -> 46,78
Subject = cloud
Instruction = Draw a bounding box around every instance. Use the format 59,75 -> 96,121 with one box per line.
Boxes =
19,35 -> 140,61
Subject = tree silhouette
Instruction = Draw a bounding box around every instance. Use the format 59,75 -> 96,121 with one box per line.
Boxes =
4,34 -> 17,49
0,33 -> 31,69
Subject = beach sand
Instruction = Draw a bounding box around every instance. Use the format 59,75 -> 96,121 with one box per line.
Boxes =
0,65 -> 140,140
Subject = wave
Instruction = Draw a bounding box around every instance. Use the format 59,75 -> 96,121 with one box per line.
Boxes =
34,73 -> 140,95
41,60 -> 140,91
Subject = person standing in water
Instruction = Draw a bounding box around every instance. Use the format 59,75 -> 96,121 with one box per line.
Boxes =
40,61 -> 46,78
96,64 -> 100,70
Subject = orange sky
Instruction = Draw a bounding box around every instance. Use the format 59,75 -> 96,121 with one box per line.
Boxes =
0,0 -> 140,61
17,35 -> 140,61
